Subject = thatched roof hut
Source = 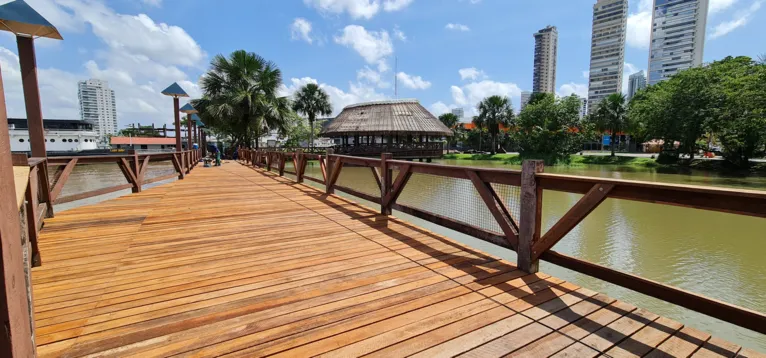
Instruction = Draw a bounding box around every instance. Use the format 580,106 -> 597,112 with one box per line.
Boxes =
321,99 -> 452,137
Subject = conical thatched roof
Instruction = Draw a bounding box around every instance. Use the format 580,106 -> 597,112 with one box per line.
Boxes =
321,99 -> 452,137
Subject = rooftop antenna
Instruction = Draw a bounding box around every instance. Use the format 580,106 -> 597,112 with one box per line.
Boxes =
394,56 -> 398,98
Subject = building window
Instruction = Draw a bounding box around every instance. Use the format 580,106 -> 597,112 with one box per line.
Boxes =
50,139 -> 55,143
75,139 -> 79,142
140,145 -> 148,150
19,138 -> 24,142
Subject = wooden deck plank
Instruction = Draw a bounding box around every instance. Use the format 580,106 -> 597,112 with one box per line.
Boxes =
26,163 -> 759,357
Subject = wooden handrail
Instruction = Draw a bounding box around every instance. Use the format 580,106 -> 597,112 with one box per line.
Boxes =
243,149 -> 766,335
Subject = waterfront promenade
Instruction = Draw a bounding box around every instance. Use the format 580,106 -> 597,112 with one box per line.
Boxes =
30,163 -> 763,357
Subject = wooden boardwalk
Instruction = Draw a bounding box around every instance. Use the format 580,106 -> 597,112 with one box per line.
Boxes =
31,163 -> 763,357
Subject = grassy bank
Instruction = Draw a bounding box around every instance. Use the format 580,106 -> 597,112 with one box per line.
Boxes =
441,153 -> 766,174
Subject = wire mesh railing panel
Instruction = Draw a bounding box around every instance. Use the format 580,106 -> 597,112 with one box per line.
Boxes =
335,166 -> 381,199
396,173 -> 514,234
283,158 -> 295,175
303,160 -> 325,184
490,182 -> 522,223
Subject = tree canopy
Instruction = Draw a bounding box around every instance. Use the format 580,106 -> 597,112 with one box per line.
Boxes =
628,56 -> 765,167
191,50 -> 295,149
292,83 -> 332,149
477,95 -> 514,154
591,93 -> 628,157
513,93 -> 590,164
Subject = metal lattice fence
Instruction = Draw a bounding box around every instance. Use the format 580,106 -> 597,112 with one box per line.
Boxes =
396,173 -> 521,235
335,166 -> 382,199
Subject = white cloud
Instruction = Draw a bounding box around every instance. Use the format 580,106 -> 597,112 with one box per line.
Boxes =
0,0 -> 205,128
303,0 -> 380,19
303,0 -> 413,19
396,72 -> 431,90
626,0 -> 652,49
445,23 -> 470,32
429,101 -> 453,116
582,70 -> 590,80
142,0 -> 162,7
458,67 -> 487,81
557,83 -> 588,98
357,66 -> 390,88
393,26 -> 407,41
280,77 -> 387,115
290,18 -> 314,44
383,0 -> 414,11
451,86 -> 467,106
334,25 -> 393,67
710,0 -> 740,14
448,80 -> 521,114
710,0 -> 762,39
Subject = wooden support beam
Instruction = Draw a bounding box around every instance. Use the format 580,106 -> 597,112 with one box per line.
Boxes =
0,59 -> 36,356
532,183 -> 614,260
518,160 -> 544,273
49,158 -> 78,202
24,167 -> 41,267
118,158 -> 139,193
326,156 -> 343,195
382,163 -> 412,208
56,184 -> 134,205
319,155 -> 327,183
380,153 -> 392,215
279,153 -> 286,176
137,155 -> 151,186
466,170 -> 519,249
171,153 -> 184,180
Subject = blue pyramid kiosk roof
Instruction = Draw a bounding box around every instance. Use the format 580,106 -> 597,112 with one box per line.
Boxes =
179,103 -> 197,113
192,114 -> 205,127
161,82 -> 189,98
0,0 -> 63,40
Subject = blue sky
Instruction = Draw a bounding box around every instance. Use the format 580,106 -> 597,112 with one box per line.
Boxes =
0,0 -> 763,127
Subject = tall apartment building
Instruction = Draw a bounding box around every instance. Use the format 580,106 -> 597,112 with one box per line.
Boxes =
451,108 -> 464,121
578,96 -> 588,119
627,70 -> 647,101
648,0 -> 709,85
532,26 -> 558,94
520,91 -> 532,111
587,0 -> 628,113
78,79 -> 117,142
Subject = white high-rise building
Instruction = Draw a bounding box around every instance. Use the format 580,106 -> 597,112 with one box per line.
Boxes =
78,79 -> 117,142
647,0 -> 709,85
451,108 -> 464,120
578,96 -> 588,119
520,91 -> 532,112
587,0 -> 628,114
627,71 -> 647,101
532,26 -> 558,94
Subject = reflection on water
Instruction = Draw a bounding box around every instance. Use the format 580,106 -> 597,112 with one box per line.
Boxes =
301,159 -> 766,351
50,162 -> 178,212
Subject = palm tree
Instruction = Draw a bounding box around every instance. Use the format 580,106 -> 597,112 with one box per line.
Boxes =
471,115 -> 485,152
292,83 -> 333,150
192,50 -> 294,149
593,93 -> 628,156
477,95 -> 514,154
438,113 -> 460,148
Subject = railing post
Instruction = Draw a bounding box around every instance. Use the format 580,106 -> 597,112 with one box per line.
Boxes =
325,148 -> 335,194
279,153 -> 286,176
132,151 -> 142,193
380,153 -> 393,215
296,149 -> 304,183
519,160 -> 544,273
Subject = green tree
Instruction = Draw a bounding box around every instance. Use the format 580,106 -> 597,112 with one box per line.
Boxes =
438,113 -> 460,148
292,83 -> 333,149
591,93 -> 627,157
707,56 -> 766,167
471,115 -> 485,151
513,93 -> 589,164
477,95 -> 514,154
192,50 -> 295,149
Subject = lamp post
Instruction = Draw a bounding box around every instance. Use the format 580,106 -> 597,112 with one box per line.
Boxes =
160,83 -> 189,152
0,1 -> 63,355
179,103 -> 197,150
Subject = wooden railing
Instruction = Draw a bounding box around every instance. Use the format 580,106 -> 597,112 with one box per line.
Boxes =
46,149 -> 201,205
237,148 -> 766,335
11,154 -> 51,267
